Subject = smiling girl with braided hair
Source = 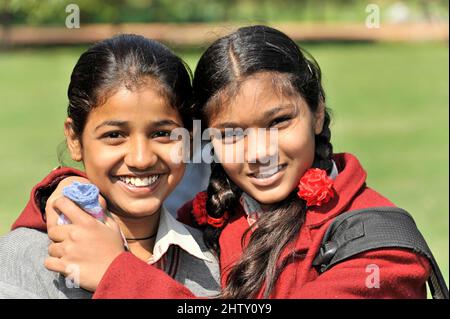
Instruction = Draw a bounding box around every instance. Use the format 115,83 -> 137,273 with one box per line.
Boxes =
10,25 -> 432,298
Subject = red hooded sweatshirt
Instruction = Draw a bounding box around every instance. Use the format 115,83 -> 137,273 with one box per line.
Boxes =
12,153 -> 430,298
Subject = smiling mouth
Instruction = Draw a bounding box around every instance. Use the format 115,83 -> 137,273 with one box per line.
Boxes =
117,175 -> 161,187
250,164 -> 287,179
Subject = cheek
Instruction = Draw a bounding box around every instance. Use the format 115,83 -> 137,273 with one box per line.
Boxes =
167,140 -> 190,164
220,162 -> 242,179
82,142 -> 122,176
211,140 -> 243,177
169,162 -> 186,184
211,139 -> 246,165
158,144 -> 186,183
279,126 -> 316,165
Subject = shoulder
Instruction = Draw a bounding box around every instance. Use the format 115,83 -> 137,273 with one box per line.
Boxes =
0,227 -> 50,259
0,228 -> 51,284
0,228 -> 92,299
0,228 -> 54,298
333,153 -> 395,208
309,207 -> 432,298
348,188 -> 396,213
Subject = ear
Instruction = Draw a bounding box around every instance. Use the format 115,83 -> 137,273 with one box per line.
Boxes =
64,118 -> 83,162
313,101 -> 326,135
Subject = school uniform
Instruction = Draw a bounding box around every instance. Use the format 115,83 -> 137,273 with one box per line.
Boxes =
2,198 -> 220,298
9,153 -> 430,298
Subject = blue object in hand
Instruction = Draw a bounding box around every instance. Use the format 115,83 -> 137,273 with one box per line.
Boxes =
57,182 -> 105,225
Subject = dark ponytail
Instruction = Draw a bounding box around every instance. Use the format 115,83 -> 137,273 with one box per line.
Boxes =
193,25 -> 333,298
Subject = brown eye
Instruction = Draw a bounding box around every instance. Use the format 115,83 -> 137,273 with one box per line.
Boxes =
100,131 -> 126,144
101,131 -> 124,139
221,129 -> 245,144
270,116 -> 292,127
151,131 -> 170,138
106,132 -> 122,139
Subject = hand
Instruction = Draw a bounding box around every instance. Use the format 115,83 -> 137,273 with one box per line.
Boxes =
45,176 -> 107,232
44,197 -> 125,292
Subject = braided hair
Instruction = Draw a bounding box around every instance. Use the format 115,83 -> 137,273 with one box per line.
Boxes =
192,25 -> 333,298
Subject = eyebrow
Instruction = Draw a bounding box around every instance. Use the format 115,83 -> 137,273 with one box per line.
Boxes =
214,105 -> 296,129
95,119 -> 182,131
95,120 -> 128,131
152,119 -> 183,128
263,105 -> 296,118
215,122 -> 243,129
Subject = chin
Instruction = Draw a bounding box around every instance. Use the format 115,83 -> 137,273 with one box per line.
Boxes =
124,208 -> 160,218
249,189 -> 292,206
115,200 -> 162,218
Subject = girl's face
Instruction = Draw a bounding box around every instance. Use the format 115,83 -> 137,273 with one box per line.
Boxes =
209,73 -> 324,205
66,82 -> 186,218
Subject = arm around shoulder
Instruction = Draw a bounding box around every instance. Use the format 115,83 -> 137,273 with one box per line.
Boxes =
11,167 -> 87,231
93,252 -> 200,299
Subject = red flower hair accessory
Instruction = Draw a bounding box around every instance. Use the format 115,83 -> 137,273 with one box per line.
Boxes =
297,168 -> 334,207
191,191 -> 229,228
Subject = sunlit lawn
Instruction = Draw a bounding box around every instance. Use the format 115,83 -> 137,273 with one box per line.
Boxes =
0,41 -> 448,288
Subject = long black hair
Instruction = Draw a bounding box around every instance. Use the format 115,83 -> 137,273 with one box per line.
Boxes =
65,33 -> 193,142
192,25 -> 333,298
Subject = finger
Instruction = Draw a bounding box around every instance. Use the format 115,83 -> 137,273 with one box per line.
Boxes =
52,196 -> 95,225
44,256 -> 66,274
47,224 -> 73,242
48,242 -> 65,258
46,194 -> 65,232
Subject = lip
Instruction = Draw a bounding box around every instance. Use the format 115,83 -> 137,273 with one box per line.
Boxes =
247,164 -> 287,187
115,174 -> 164,196
116,172 -> 165,178
248,164 -> 286,176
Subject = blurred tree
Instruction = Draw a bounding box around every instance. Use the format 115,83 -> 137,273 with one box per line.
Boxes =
0,0 -> 448,25
0,1 -> 12,27
419,0 -> 448,22
5,0 -> 66,25
0,1 -> 12,48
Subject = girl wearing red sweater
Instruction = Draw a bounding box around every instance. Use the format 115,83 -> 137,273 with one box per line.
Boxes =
12,25 -> 432,298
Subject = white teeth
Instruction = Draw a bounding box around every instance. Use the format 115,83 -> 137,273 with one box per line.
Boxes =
119,175 -> 159,187
254,172 -> 277,179
253,165 -> 283,179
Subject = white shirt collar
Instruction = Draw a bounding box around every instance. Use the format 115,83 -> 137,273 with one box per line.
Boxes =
329,160 -> 339,180
148,206 -> 212,264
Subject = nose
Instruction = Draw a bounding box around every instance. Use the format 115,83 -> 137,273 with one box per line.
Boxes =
124,136 -> 158,170
245,128 -> 279,165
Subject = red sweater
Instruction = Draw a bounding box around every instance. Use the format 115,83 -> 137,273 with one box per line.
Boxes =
12,153 -> 430,298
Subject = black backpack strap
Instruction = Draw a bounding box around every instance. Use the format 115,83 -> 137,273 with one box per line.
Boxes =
312,206 -> 449,299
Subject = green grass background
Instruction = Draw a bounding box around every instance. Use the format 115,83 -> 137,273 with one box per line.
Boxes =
0,42 -> 448,288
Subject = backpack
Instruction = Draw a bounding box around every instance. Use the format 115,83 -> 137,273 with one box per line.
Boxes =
312,206 -> 449,299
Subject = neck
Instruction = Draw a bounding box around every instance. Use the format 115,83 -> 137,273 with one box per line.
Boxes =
110,208 -> 161,259
260,203 -> 273,211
